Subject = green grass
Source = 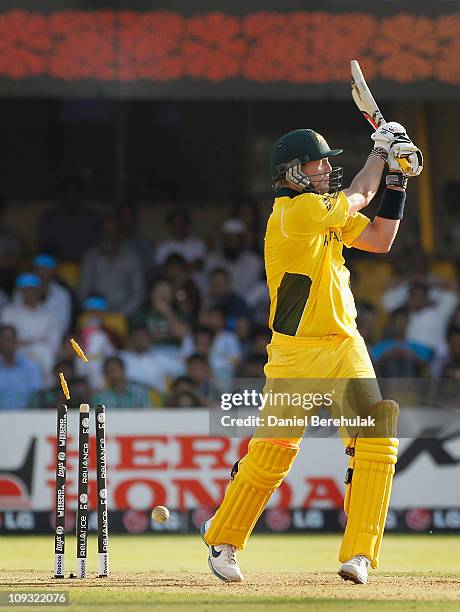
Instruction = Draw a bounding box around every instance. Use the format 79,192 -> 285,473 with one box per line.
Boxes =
1,534 -> 459,611
3,533 -> 460,573
17,591 -> 460,612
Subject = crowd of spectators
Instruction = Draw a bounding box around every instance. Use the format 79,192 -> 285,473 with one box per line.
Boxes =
360,248 -> 459,381
0,183 -> 459,410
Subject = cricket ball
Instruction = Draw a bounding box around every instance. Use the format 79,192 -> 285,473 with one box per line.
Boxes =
151,505 -> 170,523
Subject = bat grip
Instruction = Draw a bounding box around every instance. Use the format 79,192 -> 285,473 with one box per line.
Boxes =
397,158 -> 411,174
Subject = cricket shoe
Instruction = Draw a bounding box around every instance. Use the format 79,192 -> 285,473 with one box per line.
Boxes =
338,554 -> 370,584
200,519 -> 244,582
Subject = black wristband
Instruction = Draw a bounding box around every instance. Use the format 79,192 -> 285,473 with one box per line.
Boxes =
376,187 -> 406,220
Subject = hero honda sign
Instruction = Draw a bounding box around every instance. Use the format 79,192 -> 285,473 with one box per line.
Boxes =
0,411 -> 459,511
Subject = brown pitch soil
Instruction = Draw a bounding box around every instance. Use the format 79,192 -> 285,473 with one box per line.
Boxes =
2,570 -> 460,602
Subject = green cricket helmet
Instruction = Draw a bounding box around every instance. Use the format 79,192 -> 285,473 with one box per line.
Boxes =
271,129 -> 343,193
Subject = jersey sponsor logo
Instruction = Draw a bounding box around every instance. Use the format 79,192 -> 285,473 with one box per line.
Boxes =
323,229 -> 342,246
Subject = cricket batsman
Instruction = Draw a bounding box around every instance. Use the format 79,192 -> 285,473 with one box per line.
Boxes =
201,123 -> 423,584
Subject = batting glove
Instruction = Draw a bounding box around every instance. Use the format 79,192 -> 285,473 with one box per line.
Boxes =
371,121 -> 411,154
388,142 -> 424,177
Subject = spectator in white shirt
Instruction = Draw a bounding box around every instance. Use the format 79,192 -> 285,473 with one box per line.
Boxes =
197,306 -> 242,391
155,208 -> 206,268
14,254 -> 72,341
382,248 -> 456,311
119,325 -> 184,393
205,219 -> 263,298
2,273 -> 59,381
383,281 -> 458,351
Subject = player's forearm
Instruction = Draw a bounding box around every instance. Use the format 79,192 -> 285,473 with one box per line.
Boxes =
371,186 -> 405,252
351,186 -> 405,253
369,217 -> 400,253
351,217 -> 400,253
343,156 -> 385,214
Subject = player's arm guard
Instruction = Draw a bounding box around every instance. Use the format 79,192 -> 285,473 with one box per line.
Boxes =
340,400 -> 399,569
204,439 -> 299,549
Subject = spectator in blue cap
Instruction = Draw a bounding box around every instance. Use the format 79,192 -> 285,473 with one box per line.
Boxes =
82,295 -> 108,312
13,253 -> 72,341
76,295 -> 115,390
1,273 -> 59,382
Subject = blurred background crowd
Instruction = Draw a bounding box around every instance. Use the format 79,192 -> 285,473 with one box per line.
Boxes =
0,173 -> 459,411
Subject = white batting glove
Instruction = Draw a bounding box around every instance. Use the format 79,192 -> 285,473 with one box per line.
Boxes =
371,121 -> 410,154
388,142 -> 423,177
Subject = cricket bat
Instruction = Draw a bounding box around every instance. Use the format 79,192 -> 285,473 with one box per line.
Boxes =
350,59 -> 411,174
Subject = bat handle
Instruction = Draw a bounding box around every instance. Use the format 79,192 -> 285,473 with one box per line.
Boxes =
397,158 -> 411,174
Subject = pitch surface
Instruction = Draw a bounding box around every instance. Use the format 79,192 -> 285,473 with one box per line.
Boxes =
1,534 -> 459,610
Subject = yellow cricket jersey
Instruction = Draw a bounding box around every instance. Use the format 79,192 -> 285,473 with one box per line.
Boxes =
265,187 -> 370,339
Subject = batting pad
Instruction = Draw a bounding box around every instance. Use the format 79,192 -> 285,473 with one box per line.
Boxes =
340,400 -> 399,569
204,439 -> 299,549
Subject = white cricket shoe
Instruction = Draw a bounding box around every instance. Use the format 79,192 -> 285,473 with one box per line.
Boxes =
200,519 -> 244,582
338,554 -> 370,584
